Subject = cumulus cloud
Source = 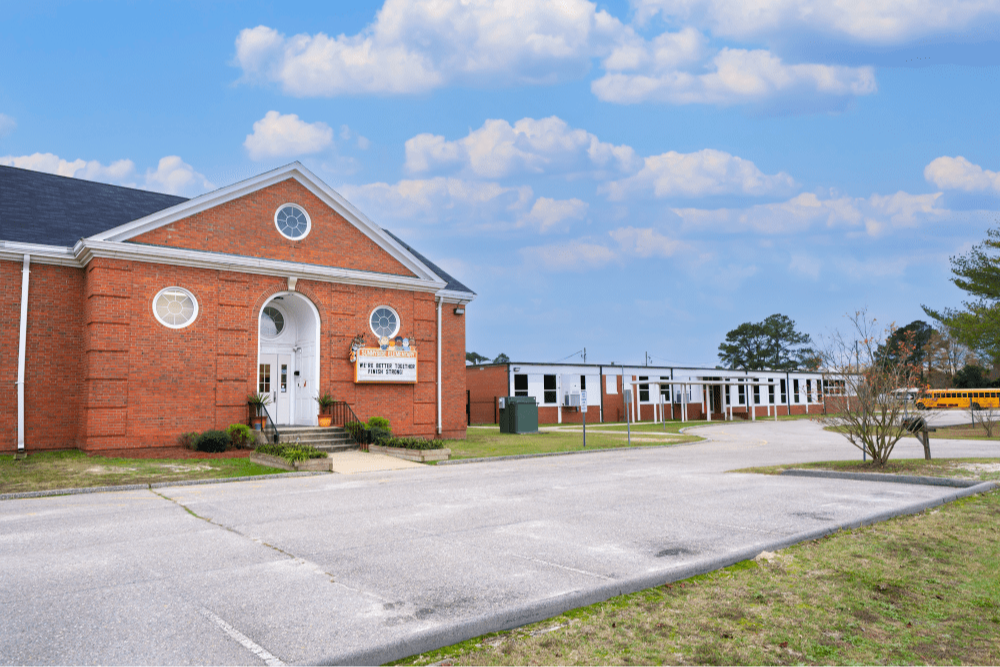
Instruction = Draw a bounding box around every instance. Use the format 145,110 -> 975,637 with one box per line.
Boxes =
405,116 -> 639,178
0,113 -> 15,137
604,148 -> 795,199
521,226 -> 683,271
233,0 -> 628,96
244,111 -> 334,160
522,197 -> 589,232
672,190 -> 945,235
0,152 -> 213,197
593,46 -> 876,106
924,156 -> 1000,193
632,0 -> 1000,45
340,125 -> 370,150
340,177 -> 533,226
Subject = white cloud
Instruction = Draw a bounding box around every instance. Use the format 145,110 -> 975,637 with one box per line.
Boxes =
593,47 -> 876,106
340,125 -> 370,150
405,116 -> 640,178
0,152 -> 135,181
608,226 -> 683,257
234,0 -> 628,96
340,177 -> 533,226
924,156 -> 1000,193
0,113 -> 15,137
604,148 -> 795,199
522,197 -> 589,232
632,0 -> 1000,45
521,226 -> 683,271
0,152 -> 213,197
143,156 -> 215,197
244,111 -> 334,160
672,190 -> 946,235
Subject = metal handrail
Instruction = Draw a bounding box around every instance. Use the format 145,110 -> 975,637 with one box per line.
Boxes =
325,401 -> 366,450
247,401 -> 281,444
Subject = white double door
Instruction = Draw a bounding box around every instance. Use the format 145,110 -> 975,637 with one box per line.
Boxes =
258,353 -> 292,425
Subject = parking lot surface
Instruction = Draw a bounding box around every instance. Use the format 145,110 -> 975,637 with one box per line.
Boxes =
1,420 -> 996,665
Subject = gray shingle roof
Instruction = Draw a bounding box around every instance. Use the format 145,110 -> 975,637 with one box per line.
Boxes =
0,164 -> 187,246
383,230 -> 475,297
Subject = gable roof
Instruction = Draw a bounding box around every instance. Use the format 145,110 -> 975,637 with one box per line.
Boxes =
0,163 -> 474,300
0,164 -> 187,245
384,230 -> 474,297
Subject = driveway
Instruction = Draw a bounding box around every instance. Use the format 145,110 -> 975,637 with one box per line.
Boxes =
1,420 -> 996,665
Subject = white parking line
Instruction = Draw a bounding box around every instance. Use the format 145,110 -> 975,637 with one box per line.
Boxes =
200,607 -> 284,666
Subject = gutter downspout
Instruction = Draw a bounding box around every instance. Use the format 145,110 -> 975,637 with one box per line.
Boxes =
16,255 -> 30,455
436,297 -> 442,437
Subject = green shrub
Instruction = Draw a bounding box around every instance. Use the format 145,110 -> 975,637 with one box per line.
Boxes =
195,430 -> 230,453
369,426 -> 392,446
255,443 -> 327,462
383,436 -> 445,450
227,424 -> 253,449
368,416 -> 391,430
178,432 -> 200,450
345,421 -> 369,444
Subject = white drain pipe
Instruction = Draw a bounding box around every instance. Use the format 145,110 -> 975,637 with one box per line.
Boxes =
17,255 -> 31,454
436,297 -> 442,436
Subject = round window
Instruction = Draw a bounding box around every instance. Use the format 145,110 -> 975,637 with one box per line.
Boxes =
260,306 -> 285,339
370,306 -> 400,338
274,204 -> 310,240
153,287 -> 198,329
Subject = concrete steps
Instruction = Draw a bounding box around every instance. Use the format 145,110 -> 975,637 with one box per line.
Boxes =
277,425 -> 356,453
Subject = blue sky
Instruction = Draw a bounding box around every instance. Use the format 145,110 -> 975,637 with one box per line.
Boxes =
3,0 -> 999,367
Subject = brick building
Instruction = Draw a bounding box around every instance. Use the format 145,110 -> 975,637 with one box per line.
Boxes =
467,362 -> 830,425
1,163 -> 474,454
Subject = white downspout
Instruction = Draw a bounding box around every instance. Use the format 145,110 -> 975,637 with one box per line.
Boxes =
436,297 -> 442,437
17,255 -> 31,455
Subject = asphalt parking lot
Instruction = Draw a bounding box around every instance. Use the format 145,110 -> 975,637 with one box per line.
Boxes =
1,419 -> 996,665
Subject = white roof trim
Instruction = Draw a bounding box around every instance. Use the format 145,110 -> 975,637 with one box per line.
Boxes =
0,241 -> 78,267
86,162 -> 447,286
72,239 -> 447,292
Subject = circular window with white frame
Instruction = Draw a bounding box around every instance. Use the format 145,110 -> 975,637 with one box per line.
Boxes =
260,305 -> 285,339
274,203 -> 311,240
153,286 -> 198,329
369,306 -> 400,339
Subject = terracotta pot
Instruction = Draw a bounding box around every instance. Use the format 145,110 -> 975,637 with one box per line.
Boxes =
251,416 -> 266,429
318,414 -> 333,427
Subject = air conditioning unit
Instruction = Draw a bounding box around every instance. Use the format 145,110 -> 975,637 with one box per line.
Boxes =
563,392 -> 581,408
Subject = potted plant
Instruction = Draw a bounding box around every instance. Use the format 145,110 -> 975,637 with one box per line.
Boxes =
247,392 -> 271,430
316,392 -> 336,427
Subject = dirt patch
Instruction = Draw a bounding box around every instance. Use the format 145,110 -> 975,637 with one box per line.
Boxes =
88,447 -> 252,460
955,462 -> 1000,473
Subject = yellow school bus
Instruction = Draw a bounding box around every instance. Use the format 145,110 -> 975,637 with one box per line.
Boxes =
915,388 -> 1000,410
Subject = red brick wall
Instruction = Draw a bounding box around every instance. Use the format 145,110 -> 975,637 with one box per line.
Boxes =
70,260 -> 467,450
132,178 -> 416,278
0,260 -> 20,450
466,365 -> 508,424
0,261 -> 85,453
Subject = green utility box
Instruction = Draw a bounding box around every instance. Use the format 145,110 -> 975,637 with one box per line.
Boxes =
499,396 -> 539,434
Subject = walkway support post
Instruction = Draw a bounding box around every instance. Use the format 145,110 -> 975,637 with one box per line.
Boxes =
16,255 -> 30,456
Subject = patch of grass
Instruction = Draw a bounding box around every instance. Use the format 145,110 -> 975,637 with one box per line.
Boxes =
448,425 -> 699,459
0,450 -> 287,494
548,420 -> 698,435
393,489 -> 1000,666
736,457 -> 1000,482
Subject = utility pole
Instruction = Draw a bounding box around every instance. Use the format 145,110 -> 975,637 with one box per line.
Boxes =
583,347 -> 586,363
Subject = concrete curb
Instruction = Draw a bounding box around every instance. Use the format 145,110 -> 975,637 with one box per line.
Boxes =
781,468 -> 983,488
0,471 -> 326,502
437,442 -> 687,466
319,480 -> 999,666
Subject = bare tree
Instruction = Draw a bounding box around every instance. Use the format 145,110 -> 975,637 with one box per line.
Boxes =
822,310 -> 925,466
968,402 -> 1000,438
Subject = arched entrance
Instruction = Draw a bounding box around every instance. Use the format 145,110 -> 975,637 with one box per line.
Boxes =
257,292 -> 321,426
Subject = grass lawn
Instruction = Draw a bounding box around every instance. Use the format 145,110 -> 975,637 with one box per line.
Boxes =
0,450 -> 288,494
736,457 -> 1000,482
450,425 -> 699,459
549,421 -> 701,435
394,488 -> 1000,666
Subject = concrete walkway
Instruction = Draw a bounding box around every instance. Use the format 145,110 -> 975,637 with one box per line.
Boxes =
1,420 -> 996,665
327,450 -> 424,474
